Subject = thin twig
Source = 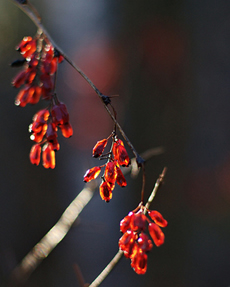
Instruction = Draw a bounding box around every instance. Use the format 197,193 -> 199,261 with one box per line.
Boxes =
145,167 -> 167,211
10,0 -> 144,165
88,250 -> 124,287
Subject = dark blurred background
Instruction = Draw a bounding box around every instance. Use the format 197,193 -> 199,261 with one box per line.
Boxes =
1,0 -> 230,286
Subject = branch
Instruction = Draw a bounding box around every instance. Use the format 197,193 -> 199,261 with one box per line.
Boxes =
6,147 -> 162,286
7,185 -> 95,286
10,0 -> 144,165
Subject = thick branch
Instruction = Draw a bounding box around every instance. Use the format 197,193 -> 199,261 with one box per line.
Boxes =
6,148 -> 163,286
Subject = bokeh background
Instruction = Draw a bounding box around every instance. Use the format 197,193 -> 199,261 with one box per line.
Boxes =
1,0 -> 230,286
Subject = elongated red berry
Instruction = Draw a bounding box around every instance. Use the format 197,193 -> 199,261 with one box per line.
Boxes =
60,122 -> 73,138
131,246 -> 148,275
148,210 -> 168,227
99,181 -> 113,202
137,233 -> 153,252
83,166 -> 101,182
29,86 -> 42,104
32,109 -> 50,125
116,145 -> 130,166
116,166 -> 127,187
29,144 -> 41,166
12,70 -> 27,88
92,139 -> 107,157
119,230 -> 137,258
104,161 -> 117,185
148,222 -> 165,247
130,212 -> 147,232
16,36 -> 37,59
42,143 -> 55,169
46,123 -> 57,143
120,212 -> 134,233
15,86 -> 35,107
30,125 -> 47,143
113,140 -> 130,166
51,102 -> 69,125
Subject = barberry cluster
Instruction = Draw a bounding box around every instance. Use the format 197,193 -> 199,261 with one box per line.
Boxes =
83,135 -> 130,202
11,33 -> 73,168
119,205 -> 167,274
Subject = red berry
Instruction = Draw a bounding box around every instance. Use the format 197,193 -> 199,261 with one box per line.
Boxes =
42,143 -> 55,169
99,181 -> 113,202
60,122 -> 73,138
92,139 -> 107,158
12,70 -> 27,88
29,86 -> 42,104
120,212 -> 134,233
29,144 -> 41,166
15,86 -> 35,107
116,166 -> 127,187
51,103 -> 69,125
119,230 -> 137,258
113,140 -> 130,166
16,36 -> 37,59
130,246 -> 148,275
148,210 -> 168,228
130,212 -> 147,232
137,233 -> 153,252
46,122 -> 57,143
148,222 -> 165,247
83,166 -> 101,182
104,161 -> 117,185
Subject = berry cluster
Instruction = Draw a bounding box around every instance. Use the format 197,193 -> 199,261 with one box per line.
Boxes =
11,34 -> 72,168
83,135 -> 130,202
119,206 -> 167,274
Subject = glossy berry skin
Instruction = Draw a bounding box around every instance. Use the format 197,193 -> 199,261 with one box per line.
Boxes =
15,86 -> 35,107
92,139 -> 107,158
16,36 -> 37,59
119,230 -> 137,258
29,86 -> 42,104
120,212 -> 133,233
148,210 -> 168,227
130,212 -> 147,232
113,140 -> 130,167
99,181 -> 113,202
131,246 -> 148,275
51,103 -> 69,126
137,233 -> 153,252
116,166 -> 127,187
148,222 -> 165,247
60,122 -> 73,138
83,166 -> 101,182
42,144 -> 55,169
104,161 -> 117,185
29,144 -> 41,165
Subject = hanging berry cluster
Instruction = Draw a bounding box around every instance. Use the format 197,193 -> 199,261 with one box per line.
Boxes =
11,33 -> 73,168
119,205 -> 168,274
83,134 -> 130,202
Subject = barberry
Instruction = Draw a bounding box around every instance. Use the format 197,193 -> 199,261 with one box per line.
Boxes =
84,166 -> 101,182
92,139 -> 107,158
119,205 -> 167,274
11,34 -> 73,169
83,134 -> 130,201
